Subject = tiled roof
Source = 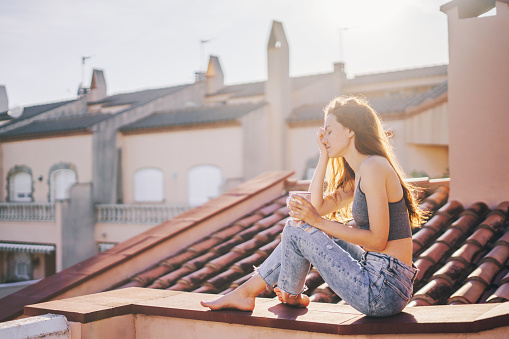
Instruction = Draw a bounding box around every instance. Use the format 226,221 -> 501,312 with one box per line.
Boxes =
1,172 -> 507,326
209,65 -> 446,100
210,73 -> 331,99
119,103 -> 265,132
288,81 -> 448,122
366,81 -> 447,115
0,111 -> 11,122
0,113 -> 112,139
90,84 -> 192,108
112,182 -> 509,307
212,81 -> 265,98
345,65 -> 448,86
0,100 -> 77,127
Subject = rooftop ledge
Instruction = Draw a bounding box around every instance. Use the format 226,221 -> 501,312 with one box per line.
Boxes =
24,287 -> 509,338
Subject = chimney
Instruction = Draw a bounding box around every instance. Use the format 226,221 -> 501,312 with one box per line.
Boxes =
87,69 -> 107,102
205,56 -> 224,95
0,85 -> 8,112
265,21 -> 291,170
441,0 -> 509,207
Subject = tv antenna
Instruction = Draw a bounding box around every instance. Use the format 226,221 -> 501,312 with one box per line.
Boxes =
200,39 -> 213,73
81,56 -> 93,86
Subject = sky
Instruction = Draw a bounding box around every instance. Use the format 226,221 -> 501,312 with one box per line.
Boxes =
0,0 -> 450,108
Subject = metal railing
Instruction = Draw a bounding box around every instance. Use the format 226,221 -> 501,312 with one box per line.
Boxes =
95,204 -> 190,224
0,203 -> 55,221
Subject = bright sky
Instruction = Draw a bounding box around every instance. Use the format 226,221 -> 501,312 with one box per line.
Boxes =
0,0 -> 450,108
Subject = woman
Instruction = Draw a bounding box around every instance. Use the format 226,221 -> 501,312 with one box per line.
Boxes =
201,96 -> 422,317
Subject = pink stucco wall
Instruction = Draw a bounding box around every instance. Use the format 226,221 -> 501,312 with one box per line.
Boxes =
1,135 -> 93,203
445,2 -> 509,207
121,126 -> 243,205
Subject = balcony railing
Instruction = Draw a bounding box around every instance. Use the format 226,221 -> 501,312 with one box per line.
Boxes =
0,203 -> 55,221
95,204 -> 190,224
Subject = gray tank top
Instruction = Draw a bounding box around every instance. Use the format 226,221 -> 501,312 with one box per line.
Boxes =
351,179 -> 412,241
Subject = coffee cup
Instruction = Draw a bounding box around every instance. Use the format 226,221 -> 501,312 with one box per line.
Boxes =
286,191 -> 311,226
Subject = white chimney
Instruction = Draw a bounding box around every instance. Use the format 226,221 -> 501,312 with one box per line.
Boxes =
205,56 -> 224,95
0,85 -> 8,112
87,69 -> 107,102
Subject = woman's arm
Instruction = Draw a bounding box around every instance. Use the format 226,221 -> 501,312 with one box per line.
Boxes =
309,128 -> 353,216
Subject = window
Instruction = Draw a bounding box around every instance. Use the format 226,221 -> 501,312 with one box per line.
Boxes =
9,172 -> 32,202
49,169 -> 77,202
6,252 -> 32,282
134,168 -> 164,202
188,165 -> 222,206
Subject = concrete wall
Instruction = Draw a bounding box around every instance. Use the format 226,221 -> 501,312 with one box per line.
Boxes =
0,221 -> 58,243
384,119 -> 408,173
406,102 -> 449,146
0,134 -> 93,202
240,106 -> 271,180
266,21 -> 291,171
444,1 -> 509,207
95,223 -> 157,244
121,125 -> 243,205
60,183 -> 94,270
406,144 -> 449,178
288,124 -> 321,180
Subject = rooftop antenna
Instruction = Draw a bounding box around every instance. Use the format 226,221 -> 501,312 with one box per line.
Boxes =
195,39 -> 213,82
78,55 -> 93,96
200,39 -> 214,72
81,56 -> 93,85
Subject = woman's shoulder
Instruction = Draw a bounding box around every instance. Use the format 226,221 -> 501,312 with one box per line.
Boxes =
358,155 -> 395,187
361,155 -> 393,175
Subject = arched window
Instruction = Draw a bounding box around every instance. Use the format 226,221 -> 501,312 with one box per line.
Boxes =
187,165 -> 222,206
8,171 -> 33,202
7,165 -> 33,202
49,169 -> 77,202
134,168 -> 164,202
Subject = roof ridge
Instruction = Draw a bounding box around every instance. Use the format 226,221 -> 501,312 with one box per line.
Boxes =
352,64 -> 448,78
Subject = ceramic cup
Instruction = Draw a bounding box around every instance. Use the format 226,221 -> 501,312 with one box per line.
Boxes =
286,191 -> 311,227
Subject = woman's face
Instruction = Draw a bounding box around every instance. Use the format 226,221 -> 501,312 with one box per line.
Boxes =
322,114 -> 353,158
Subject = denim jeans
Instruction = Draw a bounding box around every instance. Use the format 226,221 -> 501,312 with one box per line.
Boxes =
257,221 -> 418,317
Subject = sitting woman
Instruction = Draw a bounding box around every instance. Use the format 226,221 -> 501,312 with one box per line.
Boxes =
201,96 -> 422,317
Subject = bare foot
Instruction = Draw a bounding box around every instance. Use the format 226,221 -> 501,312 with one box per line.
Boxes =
201,275 -> 267,311
200,291 -> 255,311
274,287 -> 310,308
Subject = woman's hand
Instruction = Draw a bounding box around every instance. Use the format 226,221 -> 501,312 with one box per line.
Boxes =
288,195 -> 323,227
316,128 -> 328,157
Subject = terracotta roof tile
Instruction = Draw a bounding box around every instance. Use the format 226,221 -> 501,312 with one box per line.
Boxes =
418,186 -> 449,213
148,266 -> 194,289
412,199 -> 464,256
410,201 -> 509,307
487,271 -> 509,303
103,182 -> 509,312
413,202 -> 488,287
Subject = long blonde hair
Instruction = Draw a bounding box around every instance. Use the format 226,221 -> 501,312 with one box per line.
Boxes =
324,96 -> 423,228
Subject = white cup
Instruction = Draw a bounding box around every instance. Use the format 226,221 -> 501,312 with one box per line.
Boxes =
286,191 -> 311,226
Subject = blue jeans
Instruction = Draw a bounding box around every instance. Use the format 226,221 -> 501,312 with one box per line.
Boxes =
257,221 -> 418,317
